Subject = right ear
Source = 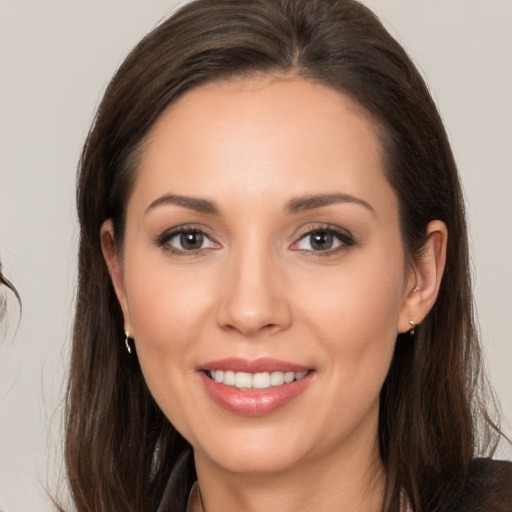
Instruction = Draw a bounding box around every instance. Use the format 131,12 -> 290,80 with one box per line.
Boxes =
100,219 -> 133,333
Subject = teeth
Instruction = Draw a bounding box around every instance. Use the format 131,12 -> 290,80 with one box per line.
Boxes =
284,371 -> 295,383
224,370 -> 236,386
235,372 -> 252,388
208,370 -> 309,389
253,372 -> 271,389
270,371 -> 285,386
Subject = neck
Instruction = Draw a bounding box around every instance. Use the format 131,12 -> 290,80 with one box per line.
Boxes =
193,424 -> 385,512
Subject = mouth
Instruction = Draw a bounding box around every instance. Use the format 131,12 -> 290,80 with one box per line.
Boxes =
206,369 -> 310,390
199,358 -> 315,416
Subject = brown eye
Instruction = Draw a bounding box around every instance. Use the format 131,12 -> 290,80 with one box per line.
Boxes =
293,227 -> 354,254
180,231 -> 204,250
309,231 -> 334,251
158,228 -> 219,254
296,229 -> 339,252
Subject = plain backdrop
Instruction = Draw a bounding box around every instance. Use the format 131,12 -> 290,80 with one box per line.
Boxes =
1,1 -> 511,510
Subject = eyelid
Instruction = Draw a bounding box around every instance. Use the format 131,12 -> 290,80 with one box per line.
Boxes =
154,222 -> 354,256
290,224 -> 355,254
155,224 -> 221,254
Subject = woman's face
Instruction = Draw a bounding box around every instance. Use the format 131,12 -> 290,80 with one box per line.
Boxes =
105,77 -> 417,476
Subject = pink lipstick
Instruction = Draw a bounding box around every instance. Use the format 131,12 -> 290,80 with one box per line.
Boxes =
199,358 -> 315,416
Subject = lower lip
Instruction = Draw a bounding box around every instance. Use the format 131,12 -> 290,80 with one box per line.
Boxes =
200,371 -> 314,416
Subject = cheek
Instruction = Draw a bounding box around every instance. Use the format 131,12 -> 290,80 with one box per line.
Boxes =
126,249 -> 211,333
294,259 -> 404,441
296,248 -> 406,384
123,265 -> 213,437
299,250 -> 405,336
122,255 -> 213,391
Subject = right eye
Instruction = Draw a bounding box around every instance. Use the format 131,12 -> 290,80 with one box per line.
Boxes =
158,228 -> 219,254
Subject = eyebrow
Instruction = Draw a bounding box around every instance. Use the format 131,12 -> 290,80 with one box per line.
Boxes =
145,192 -> 374,217
285,193 -> 375,215
145,194 -> 221,216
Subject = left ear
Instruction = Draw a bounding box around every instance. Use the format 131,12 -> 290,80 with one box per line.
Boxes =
398,220 -> 448,333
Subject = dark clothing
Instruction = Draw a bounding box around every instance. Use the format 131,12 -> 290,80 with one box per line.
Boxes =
449,458 -> 512,512
388,459 -> 512,511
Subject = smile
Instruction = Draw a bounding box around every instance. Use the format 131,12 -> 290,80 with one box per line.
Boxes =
207,370 -> 309,390
200,358 -> 315,416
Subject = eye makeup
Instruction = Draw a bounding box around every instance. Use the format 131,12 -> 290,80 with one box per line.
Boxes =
153,221 -> 356,259
154,224 -> 221,256
290,223 -> 356,257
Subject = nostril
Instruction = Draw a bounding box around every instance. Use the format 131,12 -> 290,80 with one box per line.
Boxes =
221,321 -> 284,336
262,323 -> 281,333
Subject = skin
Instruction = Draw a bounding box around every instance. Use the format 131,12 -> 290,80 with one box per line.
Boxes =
102,77 -> 447,512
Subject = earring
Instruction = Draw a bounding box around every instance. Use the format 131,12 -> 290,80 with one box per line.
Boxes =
124,331 -> 132,354
409,320 -> 416,335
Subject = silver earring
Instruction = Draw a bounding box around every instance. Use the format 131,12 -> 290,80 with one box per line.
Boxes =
125,331 -> 132,354
409,320 -> 416,335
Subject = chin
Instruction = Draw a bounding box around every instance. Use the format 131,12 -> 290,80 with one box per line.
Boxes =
193,426 -> 313,475
210,449 -> 304,476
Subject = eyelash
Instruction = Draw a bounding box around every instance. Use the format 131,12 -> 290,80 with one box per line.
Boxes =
155,224 -> 355,256
291,225 -> 355,256
155,225 -> 219,256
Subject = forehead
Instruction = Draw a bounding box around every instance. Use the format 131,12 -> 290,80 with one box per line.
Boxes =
130,77 -> 394,217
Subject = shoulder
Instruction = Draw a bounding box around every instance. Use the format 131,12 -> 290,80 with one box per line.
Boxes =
450,458 -> 512,512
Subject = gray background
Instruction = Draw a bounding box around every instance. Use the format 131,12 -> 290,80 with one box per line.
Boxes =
1,1 -> 511,510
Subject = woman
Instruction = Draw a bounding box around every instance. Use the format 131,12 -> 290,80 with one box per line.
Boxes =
65,0 -> 511,511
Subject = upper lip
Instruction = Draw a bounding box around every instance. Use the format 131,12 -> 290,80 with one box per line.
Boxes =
200,357 -> 311,374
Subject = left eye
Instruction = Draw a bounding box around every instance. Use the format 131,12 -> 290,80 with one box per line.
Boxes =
294,229 -> 347,252
166,230 -> 216,251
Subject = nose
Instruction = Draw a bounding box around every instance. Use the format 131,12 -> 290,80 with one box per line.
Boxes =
215,244 -> 292,337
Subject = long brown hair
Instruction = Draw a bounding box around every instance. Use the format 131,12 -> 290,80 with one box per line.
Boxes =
66,1 -> 502,510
